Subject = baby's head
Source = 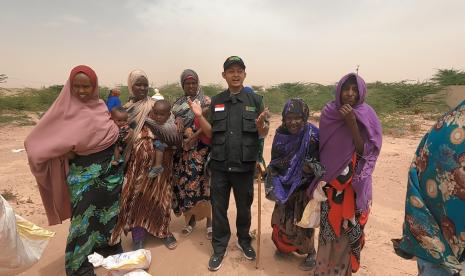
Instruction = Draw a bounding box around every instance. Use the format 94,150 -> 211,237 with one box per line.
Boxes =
111,106 -> 129,128
151,100 -> 171,125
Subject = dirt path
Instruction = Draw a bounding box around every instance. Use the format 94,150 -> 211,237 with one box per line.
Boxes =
0,115 -> 421,275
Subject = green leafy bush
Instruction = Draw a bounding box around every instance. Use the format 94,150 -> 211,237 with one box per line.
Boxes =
432,68 -> 465,85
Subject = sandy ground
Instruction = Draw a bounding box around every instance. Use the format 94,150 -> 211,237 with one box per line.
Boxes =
0,114 -> 435,276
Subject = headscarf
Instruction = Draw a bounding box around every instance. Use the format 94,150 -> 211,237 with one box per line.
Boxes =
180,69 -> 199,89
172,69 -> 207,127
24,65 -> 119,225
393,100 -> 465,273
315,73 -> 382,211
280,97 -> 309,122
270,99 -> 318,203
123,70 -> 182,151
123,70 -> 155,157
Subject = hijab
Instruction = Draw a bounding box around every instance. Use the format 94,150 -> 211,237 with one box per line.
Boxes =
270,99 -> 318,203
123,70 -> 155,157
25,65 -> 119,225
172,69 -> 207,127
316,73 -> 382,211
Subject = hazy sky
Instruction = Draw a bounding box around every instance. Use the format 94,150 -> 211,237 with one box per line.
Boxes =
1,0 -> 464,88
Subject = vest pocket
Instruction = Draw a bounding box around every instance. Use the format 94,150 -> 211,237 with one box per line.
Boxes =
211,134 -> 226,161
242,138 -> 258,162
242,111 -> 258,132
212,112 -> 227,132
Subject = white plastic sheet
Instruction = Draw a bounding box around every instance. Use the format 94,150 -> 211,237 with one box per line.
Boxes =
296,181 -> 327,228
0,195 -> 55,275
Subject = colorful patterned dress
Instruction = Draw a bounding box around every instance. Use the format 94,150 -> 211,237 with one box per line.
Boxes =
65,145 -> 124,275
269,124 -> 322,255
172,91 -> 212,225
315,155 -> 369,276
393,100 -> 465,275
172,126 -> 211,223
110,125 -> 175,241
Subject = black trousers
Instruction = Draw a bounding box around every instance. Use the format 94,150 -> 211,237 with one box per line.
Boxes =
210,168 -> 254,255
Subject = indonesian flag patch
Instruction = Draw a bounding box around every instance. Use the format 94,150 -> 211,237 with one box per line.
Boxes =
214,104 -> 225,112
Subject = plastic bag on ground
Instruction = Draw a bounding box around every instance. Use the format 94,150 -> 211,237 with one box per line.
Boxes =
88,249 -> 151,276
0,195 -> 55,276
122,269 -> 151,276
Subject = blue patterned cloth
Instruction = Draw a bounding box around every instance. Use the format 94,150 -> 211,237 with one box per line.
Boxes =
394,100 -> 465,274
65,148 -> 124,273
269,99 -> 319,204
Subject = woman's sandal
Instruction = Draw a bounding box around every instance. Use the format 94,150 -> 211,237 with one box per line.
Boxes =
182,225 -> 194,236
205,226 -> 213,240
163,234 -> 178,250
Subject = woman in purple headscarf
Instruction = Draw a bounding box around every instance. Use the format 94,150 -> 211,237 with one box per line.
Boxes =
314,73 -> 382,275
267,98 -> 325,271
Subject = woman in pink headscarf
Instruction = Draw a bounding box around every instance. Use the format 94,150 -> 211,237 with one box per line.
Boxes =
25,65 -> 125,276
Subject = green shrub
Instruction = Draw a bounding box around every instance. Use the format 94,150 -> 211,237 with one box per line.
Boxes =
0,86 -> 61,111
432,68 -> 465,85
202,84 -> 224,97
261,82 -> 333,113
367,81 -> 446,114
0,78 -> 451,133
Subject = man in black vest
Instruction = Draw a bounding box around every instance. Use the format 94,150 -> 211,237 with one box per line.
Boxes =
189,56 -> 269,271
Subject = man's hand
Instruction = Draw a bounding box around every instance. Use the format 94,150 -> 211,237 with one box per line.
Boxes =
256,108 -> 270,132
188,99 -> 203,118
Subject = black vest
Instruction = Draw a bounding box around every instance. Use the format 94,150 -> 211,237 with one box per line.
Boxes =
209,89 -> 262,172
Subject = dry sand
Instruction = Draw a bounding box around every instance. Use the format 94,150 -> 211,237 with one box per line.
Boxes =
0,115 -> 431,276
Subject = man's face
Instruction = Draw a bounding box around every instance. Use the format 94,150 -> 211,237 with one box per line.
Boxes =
222,64 -> 246,91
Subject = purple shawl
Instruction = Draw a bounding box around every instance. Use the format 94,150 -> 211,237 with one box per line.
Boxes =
270,99 -> 318,203
317,73 -> 382,211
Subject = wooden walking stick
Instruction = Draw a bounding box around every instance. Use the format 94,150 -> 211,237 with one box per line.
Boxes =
256,162 -> 265,269
255,102 -> 269,269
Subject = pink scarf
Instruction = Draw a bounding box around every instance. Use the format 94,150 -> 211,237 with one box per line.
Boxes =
24,65 -> 119,225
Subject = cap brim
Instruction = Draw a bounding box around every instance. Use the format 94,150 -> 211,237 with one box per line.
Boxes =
224,61 -> 246,70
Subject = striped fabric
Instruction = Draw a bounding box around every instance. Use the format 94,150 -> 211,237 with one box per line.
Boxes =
110,125 -> 175,243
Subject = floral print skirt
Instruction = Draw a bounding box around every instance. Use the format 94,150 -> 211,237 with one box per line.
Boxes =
65,148 -> 124,274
